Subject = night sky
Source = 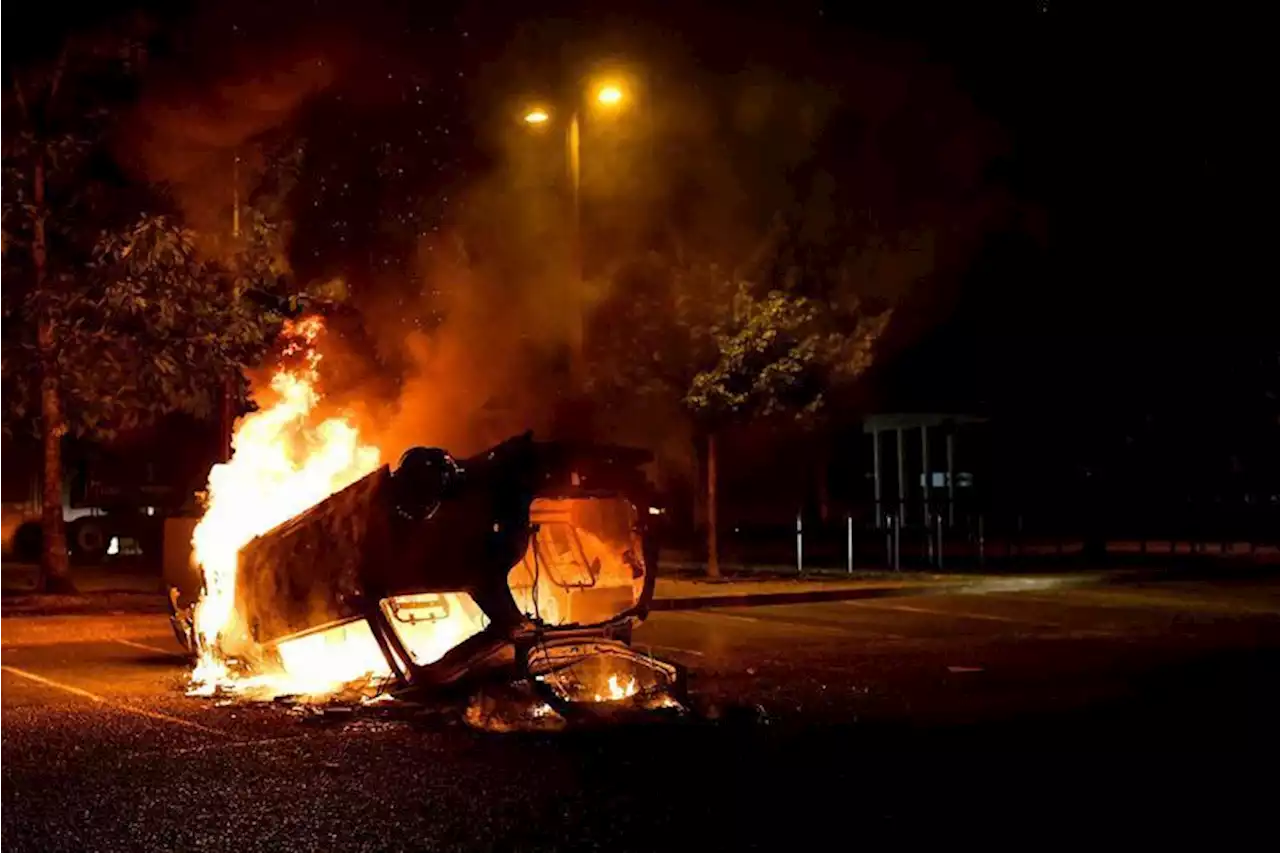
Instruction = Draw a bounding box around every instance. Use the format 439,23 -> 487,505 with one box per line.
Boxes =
7,0 -> 1274,425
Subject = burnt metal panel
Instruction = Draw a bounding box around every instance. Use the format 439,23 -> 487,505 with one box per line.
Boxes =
236,466 -> 393,645
234,433 -> 659,662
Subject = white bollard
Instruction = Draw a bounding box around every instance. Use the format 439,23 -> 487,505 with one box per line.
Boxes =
846,515 -> 854,574
796,512 -> 804,575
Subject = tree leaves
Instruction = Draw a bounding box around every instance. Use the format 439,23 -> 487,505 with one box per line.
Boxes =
588,241 -> 893,431
3,208 -> 295,440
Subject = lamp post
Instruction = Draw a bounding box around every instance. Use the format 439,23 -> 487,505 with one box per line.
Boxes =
523,82 -> 627,377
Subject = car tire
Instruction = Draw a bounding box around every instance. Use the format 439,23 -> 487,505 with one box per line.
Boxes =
71,518 -> 109,563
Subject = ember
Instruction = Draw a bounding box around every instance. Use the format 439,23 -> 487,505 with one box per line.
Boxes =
188,317 -> 381,698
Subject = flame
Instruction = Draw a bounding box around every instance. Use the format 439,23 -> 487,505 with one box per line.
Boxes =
593,673 -> 638,703
188,316 -> 381,697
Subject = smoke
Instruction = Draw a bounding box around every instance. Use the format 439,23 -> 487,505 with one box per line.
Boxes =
112,6 -> 1008,476
339,234 -> 565,461
121,54 -> 333,242
324,30 -> 1003,479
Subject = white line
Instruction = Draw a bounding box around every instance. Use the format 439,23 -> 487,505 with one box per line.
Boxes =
700,609 -> 874,636
1,664 -> 229,737
115,639 -> 185,657
703,612 -> 762,624
842,600 -> 1059,627
638,643 -> 706,657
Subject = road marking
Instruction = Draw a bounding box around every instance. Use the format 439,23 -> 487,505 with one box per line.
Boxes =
637,643 -> 705,657
704,612 -> 762,624
841,600 -> 1060,627
698,608 -> 883,637
115,638 -> 185,657
1,664 -> 228,737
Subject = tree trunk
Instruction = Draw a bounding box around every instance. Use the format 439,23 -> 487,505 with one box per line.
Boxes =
32,156 -> 74,593
816,451 -> 831,523
706,431 -> 720,579
38,337 -> 72,593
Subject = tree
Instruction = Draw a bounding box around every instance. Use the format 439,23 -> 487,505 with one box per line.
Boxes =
3,33 -> 145,591
588,241 -> 891,577
3,32 -> 307,591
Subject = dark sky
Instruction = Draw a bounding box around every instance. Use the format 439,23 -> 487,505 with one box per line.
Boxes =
7,0 -> 1273,422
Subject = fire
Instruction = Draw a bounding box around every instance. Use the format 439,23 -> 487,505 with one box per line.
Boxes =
188,316 -> 381,697
593,673 -> 638,703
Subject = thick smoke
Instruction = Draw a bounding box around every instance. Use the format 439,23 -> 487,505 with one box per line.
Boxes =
117,7 -> 1007,478
121,47 -> 334,249
328,32 -> 1005,483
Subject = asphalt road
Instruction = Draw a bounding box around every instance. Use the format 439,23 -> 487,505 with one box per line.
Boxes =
4,573 -> 1279,850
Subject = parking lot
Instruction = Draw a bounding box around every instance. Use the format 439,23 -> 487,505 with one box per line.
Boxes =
5,572 -> 1280,850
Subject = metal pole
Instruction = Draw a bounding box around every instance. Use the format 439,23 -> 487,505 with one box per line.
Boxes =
936,513 -> 944,570
922,425 -> 933,567
978,514 -> 985,568
946,430 -> 956,528
893,516 -> 901,572
872,428 -> 882,528
232,151 -> 241,240
220,377 -> 234,462
567,112 -> 583,375
885,516 -> 893,569
795,511 -> 803,575
222,150 -> 242,464
896,427 -> 906,528
846,515 -> 854,574
926,507 -> 935,566
921,424 -> 930,526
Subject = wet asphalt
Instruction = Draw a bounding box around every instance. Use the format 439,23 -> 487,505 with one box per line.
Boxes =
4,574 -> 1280,851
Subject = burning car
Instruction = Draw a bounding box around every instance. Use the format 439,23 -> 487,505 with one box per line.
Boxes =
171,432 -> 683,718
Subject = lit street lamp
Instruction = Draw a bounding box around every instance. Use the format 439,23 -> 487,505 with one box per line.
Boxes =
596,84 -> 623,106
522,81 -> 628,374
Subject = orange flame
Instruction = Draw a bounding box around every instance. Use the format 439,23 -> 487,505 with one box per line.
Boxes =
188,316 -> 382,697
593,673 -> 638,703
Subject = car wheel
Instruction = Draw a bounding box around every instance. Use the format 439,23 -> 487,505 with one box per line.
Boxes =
71,519 -> 109,563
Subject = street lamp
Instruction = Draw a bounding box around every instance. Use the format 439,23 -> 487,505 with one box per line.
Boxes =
596,84 -> 624,106
522,80 -> 628,373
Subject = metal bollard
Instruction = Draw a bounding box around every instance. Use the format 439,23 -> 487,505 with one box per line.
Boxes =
892,516 -> 901,572
885,516 -> 894,570
846,515 -> 854,574
796,512 -> 804,575
936,513 -> 944,570
978,515 -> 985,568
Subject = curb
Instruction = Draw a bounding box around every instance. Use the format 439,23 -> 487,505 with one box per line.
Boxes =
1,593 -> 168,618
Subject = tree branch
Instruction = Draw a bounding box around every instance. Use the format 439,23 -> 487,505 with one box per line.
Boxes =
9,40 -> 69,126
10,73 -> 28,121
47,43 -> 70,107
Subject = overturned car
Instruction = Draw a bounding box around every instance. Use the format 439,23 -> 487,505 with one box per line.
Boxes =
171,433 -> 683,717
